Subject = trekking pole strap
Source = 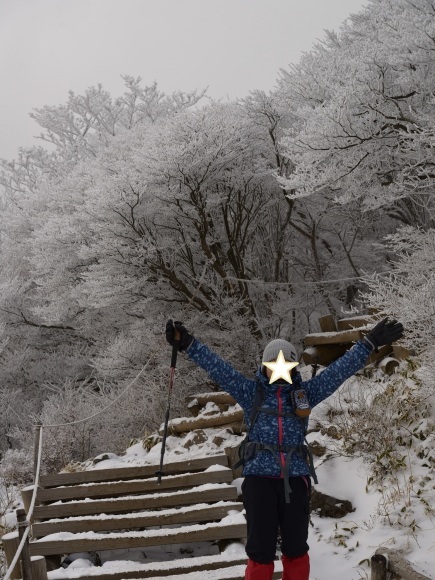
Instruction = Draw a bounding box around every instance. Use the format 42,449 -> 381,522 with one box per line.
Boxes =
304,439 -> 319,484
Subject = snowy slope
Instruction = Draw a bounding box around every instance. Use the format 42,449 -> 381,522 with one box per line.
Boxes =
2,360 -> 434,579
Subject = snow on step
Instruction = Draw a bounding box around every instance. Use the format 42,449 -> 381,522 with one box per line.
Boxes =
186,392 -> 237,406
40,454 -> 229,488
36,511 -> 245,542
47,553 -> 248,579
160,408 -> 243,435
37,466 -> 233,502
34,483 -> 239,519
132,562 -> 283,580
30,517 -> 247,556
304,328 -> 364,346
32,501 -> 244,537
337,316 -> 373,331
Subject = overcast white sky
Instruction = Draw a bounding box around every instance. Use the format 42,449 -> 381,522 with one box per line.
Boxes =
0,0 -> 367,160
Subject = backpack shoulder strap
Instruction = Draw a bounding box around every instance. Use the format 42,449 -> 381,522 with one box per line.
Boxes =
233,380 -> 265,470
248,380 -> 266,431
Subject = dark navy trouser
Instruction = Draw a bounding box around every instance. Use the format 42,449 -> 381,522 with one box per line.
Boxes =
242,475 -> 311,563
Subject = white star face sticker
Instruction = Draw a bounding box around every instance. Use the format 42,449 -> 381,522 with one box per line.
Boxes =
263,350 -> 299,384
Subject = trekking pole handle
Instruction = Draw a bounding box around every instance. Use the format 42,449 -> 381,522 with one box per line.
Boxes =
170,328 -> 180,368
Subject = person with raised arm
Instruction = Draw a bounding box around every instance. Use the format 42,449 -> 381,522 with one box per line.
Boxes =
166,317 -> 404,580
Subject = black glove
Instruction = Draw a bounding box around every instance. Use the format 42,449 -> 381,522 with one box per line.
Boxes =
165,319 -> 194,352
363,317 -> 404,351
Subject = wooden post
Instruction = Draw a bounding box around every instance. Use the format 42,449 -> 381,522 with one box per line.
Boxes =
21,486 -> 34,516
17,508 -> 33,580
371,553 -> 387,580
33,423 -> 42,484
31,556 -> 48,580
366,344 -> 393,366
318,314 -> 337,332
1,530 -> 21,580
379,357 -> 400,376
393,344 -> 416,361
375,548 -> 431,579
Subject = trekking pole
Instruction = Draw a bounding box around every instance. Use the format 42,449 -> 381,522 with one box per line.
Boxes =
311,355 -> 319,378
156,325 -> 180,484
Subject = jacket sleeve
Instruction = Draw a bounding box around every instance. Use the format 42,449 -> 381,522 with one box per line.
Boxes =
185,338 -> 256,411
302,340 -> 372,408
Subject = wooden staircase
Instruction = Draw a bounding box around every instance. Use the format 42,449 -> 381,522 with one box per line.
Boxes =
2,384 -> 270,580
21,369 -> 329,580
301,312 -> 414,370
7,452 -> 264,579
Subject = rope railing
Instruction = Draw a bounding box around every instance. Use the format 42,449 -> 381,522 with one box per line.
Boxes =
41,341 -> 163,428
225,271 -> 391,286
2,264 -> 209,578
3,426 -> 43,580
2,341 -> 162,580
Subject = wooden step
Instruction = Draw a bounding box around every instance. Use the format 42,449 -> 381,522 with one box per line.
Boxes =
366,344 -> 394,365
47,553 -> 250,579
39,454 -> 228,488
133,563 -> 282,580
29,521 -> 247,556
186,391 -> 236,407
186,392 -> 237,407
186,392 -> 238,418
393,343 -> 416,360
36,467 -> 233,503
33,484 -> 238,520
302,343 -> 394,367
32,501 -> 243,537
304,328 -> 365,346
163,409 -> 244,435
106,567 -> 282,580
301,344 -> 348,366
337,316 -> 374,331
71,569 -> 282,580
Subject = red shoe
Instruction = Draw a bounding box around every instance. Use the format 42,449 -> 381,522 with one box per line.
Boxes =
245,558 -> 274,580
281,553 -> 310,580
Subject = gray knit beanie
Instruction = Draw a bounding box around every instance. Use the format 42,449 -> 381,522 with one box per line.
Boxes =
262,339 -> 298,368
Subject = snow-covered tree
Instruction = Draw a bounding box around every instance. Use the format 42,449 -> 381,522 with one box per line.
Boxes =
278,0 -> 435,228
0,80 -> 206,460
3,5 -> 431,468
362,225 -> 435,354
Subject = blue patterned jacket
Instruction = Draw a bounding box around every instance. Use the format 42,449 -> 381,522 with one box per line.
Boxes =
186,339 -> 372,478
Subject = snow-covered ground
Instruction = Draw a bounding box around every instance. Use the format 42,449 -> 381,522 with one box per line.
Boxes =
309,454 -> 434,579
306,361 -> 435,579
2,361 -> 434,579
